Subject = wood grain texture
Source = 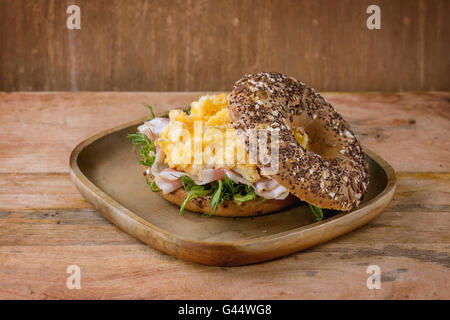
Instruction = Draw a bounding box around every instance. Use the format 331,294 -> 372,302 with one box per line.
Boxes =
0,92 -> 448,174
1,171 -> 447,214
0,92 -> 449,298
69,123 -> 396,266
0,0 -> 449,92
0,173 -> 90,212
0,180 -> 448,299
0,170 -> 449,298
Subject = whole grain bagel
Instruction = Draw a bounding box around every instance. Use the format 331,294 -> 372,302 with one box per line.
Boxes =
228,72 -> 369,211
147,175 -> 299,217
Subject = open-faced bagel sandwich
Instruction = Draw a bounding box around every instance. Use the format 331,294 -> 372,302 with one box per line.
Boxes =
129,72 -> 369,219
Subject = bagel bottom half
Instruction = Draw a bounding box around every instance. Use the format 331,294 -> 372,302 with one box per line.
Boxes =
147,175 -> 299,217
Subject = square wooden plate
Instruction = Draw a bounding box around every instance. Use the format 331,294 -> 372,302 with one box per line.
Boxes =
70,117 -> 396,266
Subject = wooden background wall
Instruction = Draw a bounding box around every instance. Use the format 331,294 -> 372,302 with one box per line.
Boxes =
0,0 -> 448,92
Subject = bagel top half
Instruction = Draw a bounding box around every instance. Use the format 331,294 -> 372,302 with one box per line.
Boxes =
228,72 -> 369,211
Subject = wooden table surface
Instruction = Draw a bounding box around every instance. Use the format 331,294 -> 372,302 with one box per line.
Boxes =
0,92 -> 449,299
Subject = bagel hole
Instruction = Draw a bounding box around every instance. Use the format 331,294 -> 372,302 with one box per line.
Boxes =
292,115 -> 343,160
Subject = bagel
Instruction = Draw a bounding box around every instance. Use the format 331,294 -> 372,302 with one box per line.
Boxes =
228,72 -> 369,211
146,173 -> 299,217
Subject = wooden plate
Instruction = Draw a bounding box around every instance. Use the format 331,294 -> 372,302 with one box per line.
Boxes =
70,117 -> 397,266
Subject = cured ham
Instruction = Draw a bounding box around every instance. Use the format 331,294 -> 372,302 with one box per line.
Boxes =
225,170 -> 250,186
151,147 -> 168,176
194,168 -> 226,185
138,117 -> 170,141
254,179 -> 290,200
153,168 -> 184,194
226,170 -> 290,200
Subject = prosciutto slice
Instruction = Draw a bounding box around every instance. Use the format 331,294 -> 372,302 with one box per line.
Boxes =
151,147 -> 168,176
153,168 -> 226,194
225,170 -> 250,186
226,170 -> 290,200
153,168 -> 184,194
138,117 -> 170,141
194,168 -> 226,185
254,179 -> 290,200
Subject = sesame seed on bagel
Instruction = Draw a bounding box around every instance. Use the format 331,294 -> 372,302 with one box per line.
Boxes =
228,72 -> 369,211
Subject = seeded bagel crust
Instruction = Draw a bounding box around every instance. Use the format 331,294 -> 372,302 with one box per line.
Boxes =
228,72 -> 369,211
146,174 -> 299,217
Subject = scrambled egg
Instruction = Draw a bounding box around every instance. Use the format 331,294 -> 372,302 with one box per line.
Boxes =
157,94 -> 261,183
293,128 -> 309,149
157,94 -> 309,183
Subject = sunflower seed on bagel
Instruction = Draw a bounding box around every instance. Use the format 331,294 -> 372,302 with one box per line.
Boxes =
228,72 -> 369,211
